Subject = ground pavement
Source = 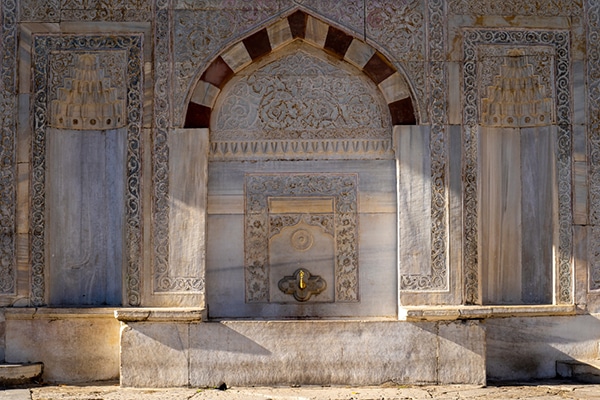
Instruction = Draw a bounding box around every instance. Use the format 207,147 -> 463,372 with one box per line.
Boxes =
0,380 -> 599,400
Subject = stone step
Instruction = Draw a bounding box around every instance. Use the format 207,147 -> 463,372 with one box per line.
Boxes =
556,359 -> 600,383
0,363 -> 43,386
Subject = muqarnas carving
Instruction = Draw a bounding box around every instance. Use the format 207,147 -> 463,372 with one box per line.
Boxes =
50,53 -> 126,130
480,49 -> 554,127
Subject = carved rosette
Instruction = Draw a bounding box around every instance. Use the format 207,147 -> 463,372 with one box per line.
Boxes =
32,34 -> 143,306
462,29 -> 572,304
245,174 -> 358,303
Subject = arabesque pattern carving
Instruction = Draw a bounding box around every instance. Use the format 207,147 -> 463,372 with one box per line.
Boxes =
400,0 -> 448,291
463,29 -> 572,304
586,0 -> 600,291
245,174 -> 358,303
173,4 -> 278,124
32,34 -> 143,306
366,0 -> 425,61
296,0 -> 364,35
0,0 -> 18,295
448,0 -> 582,16
211,49 -> 393,160
20,0 -> 152,22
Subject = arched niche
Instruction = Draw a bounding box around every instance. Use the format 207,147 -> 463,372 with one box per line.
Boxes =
188,12 -> 417,319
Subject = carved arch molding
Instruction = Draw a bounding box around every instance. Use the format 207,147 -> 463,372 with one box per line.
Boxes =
150,5 -> 450,296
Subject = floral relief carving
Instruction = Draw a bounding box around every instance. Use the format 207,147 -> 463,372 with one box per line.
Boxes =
400,0 -> 448,291
366,0 -> 426,61
295,0 -> 364,35
448,0 -> 583,16
20,0 -> 152,22
0,0 -> 17,295
462,29 -> 572,304
173,5 -> 279,124
586,0 -> 600,291
245,174 -> 358,303
213,50 -> 391,140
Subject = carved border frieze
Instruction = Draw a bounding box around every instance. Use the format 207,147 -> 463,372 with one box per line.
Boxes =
245,174 -> 359,303
587,0 -> 600,291
462,29 -> 572,304
32,34 -> 143,306
0,0 -> 18,295
448,0 -> 582,16
399,0 -> 448,291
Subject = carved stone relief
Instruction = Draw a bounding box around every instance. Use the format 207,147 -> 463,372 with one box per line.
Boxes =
32,34 -> 143,306
20,0 -> 152,22
173,4 -> 279,124
49,52 -> 127,130
0,0 -> 18,295
400,0 -> 448,291
463,29 -> 572,304
586,0 -> 600,291
448,0 -> 583,16
245,174 -> 359,303
211,47 -> 393,160
479,47 -> 555,127
295,0 -> 364,36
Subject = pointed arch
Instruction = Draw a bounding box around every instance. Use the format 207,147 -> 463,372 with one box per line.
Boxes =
183,10 -> 418,129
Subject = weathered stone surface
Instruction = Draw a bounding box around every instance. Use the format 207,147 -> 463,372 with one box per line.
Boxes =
120,322 -> 189,388
4,309 -> 119,383
486,315 -> 600,381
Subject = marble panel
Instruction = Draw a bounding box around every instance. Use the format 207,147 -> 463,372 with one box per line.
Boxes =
150,129 -> 209,298
46,128 -> 125,306
396,126 -> 432,281
574,161 -> 589,226
479,127 -> 522,304
573,124 -> 587,162
573,61 -> 586,125
574,225 -> 588,309
365,0 -> 425,61
120,322 -> 189,388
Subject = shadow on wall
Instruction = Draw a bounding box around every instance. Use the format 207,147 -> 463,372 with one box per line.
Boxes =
484,314 -> 600,380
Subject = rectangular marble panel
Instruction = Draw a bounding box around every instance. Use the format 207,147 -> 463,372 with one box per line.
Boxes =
46,128 -> 125,306
396,126 -> 432,278
163,129 -> 208,294
479,127 -> 522,304
520,127 -> 556,304
574,161 -> 588,225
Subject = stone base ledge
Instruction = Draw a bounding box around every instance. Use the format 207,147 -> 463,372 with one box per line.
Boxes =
399,304 -> 576,321
0,363 -> 43,386
5,307 -> 116,320
115,308 -> 206,322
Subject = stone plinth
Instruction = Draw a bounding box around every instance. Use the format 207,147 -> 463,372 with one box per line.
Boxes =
118,318 -> 486,387
5,308 -> 119,383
